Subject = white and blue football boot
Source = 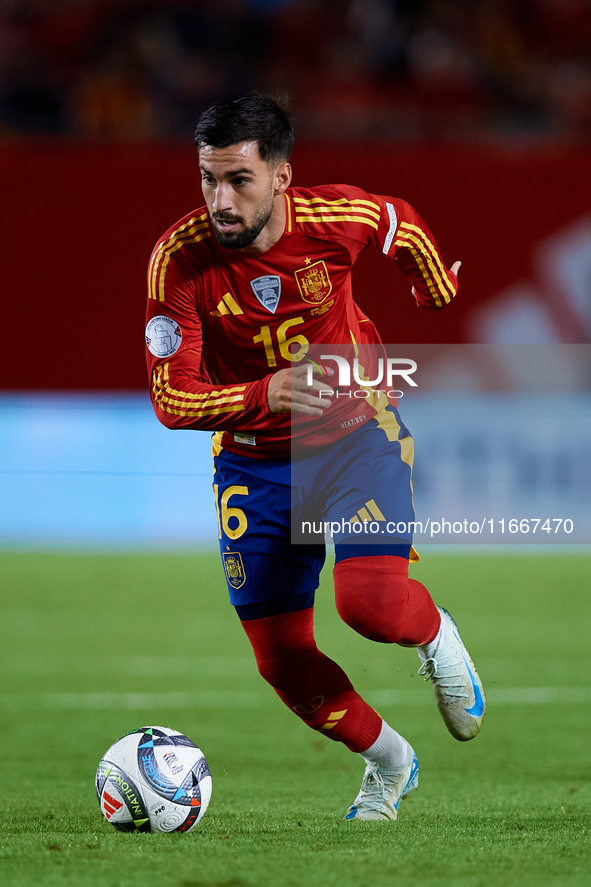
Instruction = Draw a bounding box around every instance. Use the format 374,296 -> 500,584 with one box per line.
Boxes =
345,741 -> 419,821
417,606 -> 485,741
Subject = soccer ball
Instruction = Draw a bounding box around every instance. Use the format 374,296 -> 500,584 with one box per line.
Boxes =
95,725 -> 212,833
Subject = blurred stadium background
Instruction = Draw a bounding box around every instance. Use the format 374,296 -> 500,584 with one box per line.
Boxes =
2,0 -> 591,142
1,0 -> 590,547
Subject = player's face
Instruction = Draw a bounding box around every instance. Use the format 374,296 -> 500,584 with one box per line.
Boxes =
199,141 -> 289,251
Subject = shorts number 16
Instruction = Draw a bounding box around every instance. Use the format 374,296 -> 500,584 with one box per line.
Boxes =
214,484 -> 249,540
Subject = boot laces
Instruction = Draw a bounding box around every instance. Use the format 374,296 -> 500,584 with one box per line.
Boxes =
418,656 -> 469,700
357,762 -> 401,806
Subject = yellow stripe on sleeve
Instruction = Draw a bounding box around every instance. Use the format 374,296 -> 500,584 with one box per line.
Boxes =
292,200 -> 380,222
292,196 -> 380,211
154,399 -> 244,420
159,364 -> 246,401
155,393 -> 244,415
393,239 -> 444,308
295,213 -> 379,230
149,214 -> 210,302
156,231 -> 210,302
151,364 -> 246,420
149,215 -> 209,300
398,222 -> 456,302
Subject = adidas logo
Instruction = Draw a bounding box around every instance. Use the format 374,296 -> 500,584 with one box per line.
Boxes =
349,498 -> 385,524
210,292 -> 243,316
321,709 -> 347,731
102,791 -> 123,819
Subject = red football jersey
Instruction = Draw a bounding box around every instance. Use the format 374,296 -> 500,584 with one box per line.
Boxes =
145,183 -> 457,458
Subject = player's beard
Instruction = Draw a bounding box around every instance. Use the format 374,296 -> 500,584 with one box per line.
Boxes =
211,190 -> 274,250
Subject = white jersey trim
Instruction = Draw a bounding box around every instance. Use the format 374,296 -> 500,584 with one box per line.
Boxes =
382,202 -> 398,255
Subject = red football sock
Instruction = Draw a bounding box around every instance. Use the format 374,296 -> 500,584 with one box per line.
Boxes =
333,555 -> 440,646
241,607 -> 381,753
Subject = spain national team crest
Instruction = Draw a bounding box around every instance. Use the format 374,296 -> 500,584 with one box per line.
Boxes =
295,260 -> 333,304
250,275 -> 281,313
222,552 -> 246,589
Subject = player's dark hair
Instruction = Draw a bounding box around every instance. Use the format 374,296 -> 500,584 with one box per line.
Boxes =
194,91 -> 294,163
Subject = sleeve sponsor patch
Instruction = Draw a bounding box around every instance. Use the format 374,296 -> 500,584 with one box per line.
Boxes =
145,315 -> 182,357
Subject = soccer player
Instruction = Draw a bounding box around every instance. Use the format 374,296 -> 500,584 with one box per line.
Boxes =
145,92 -> 485,821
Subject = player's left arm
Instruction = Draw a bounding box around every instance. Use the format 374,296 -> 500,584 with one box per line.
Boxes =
377,196 -> 460,310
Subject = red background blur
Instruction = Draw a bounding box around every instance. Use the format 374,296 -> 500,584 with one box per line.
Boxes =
2,141 -> 590,390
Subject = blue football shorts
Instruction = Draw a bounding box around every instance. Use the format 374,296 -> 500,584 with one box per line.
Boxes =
212,404 -> 415,619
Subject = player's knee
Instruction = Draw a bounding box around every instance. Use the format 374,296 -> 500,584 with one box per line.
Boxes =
253,652 -> 297,690
333,555 -> 411,644
247,636 -> 320,693
336,595 -> 410,643
253,654 -> 280,688
241,608 -> 318,691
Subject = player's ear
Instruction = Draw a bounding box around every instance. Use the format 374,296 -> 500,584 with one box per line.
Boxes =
273,161 -> 292,195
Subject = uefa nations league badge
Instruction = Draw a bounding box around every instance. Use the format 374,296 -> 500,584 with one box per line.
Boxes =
145,315 -> 182,357
250,275 -> 281,313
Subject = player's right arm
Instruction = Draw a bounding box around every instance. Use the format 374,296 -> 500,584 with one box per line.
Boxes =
146,235 -> 330,429
146,234 -> 273,432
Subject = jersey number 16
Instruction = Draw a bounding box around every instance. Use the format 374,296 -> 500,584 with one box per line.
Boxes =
252,316 -> 309,367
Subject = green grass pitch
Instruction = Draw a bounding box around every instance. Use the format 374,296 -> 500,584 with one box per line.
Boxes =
0,550 -> 589,887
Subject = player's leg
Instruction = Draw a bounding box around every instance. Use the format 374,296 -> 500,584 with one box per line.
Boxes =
238,602 -> 380,753
213,447 -> 417,819
333,550 -> 485,741
213,447 -> 375,753
315,406 -> 485,742
238,601 -> 419,821
333,547 -> 440,645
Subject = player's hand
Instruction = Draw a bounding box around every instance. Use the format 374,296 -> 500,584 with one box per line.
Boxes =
267,364 -> 334,416
411,260 -> 461,299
